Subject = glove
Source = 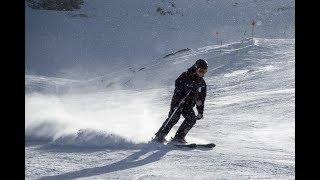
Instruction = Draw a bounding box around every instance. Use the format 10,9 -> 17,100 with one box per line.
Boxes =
195,100 -> 202,106
196,113 -> 203,120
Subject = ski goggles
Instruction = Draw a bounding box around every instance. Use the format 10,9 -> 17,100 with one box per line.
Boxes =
198,68 -> 207,75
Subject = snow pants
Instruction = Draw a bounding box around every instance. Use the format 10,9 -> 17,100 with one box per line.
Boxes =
155,104 -> 197,139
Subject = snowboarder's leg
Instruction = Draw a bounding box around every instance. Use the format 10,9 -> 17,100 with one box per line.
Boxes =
154,107 -> 182,141
173,108 -> 197,143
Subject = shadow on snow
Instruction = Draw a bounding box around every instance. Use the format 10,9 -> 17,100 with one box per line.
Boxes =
38,143 -> 197,179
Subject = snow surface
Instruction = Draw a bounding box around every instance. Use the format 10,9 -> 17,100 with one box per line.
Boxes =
26,0 -> 295,179
26,37 -> 294,179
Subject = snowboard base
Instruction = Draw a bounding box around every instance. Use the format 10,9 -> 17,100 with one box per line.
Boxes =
173,143 -> 215,149
149,137 -> 215,149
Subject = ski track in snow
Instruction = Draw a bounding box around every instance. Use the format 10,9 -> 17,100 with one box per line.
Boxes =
26,38 -> 295,179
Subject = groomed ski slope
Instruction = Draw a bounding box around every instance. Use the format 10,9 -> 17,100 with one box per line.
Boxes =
26,38 -> 295,179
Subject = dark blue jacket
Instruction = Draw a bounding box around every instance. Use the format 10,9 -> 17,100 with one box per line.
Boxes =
171,65 -> 207,114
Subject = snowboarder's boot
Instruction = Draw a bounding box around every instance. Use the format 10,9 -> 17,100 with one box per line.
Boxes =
152,133 -> 167,143
171,135 -> 187,144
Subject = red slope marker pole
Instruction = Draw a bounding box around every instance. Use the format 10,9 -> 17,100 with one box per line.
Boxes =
251,20 -> 256,40
215,31 -> 219,45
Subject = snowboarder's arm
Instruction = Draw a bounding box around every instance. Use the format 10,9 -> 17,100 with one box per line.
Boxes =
174,73 -> 187,98
196,83 -> 206,115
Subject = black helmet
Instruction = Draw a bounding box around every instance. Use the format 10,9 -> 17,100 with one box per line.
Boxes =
195,59 -> 208,69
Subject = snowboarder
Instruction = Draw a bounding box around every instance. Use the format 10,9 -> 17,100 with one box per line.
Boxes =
153,59 -> 208,144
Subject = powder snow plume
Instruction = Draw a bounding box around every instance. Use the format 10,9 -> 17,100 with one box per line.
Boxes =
25,88 -> 170,148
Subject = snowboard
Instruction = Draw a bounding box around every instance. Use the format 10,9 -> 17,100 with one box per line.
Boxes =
172,143 -> 215,149
149,137 -> 215,149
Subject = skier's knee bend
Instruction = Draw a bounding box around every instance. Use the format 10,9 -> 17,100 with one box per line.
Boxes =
183,118 -> 196,129
188,118 -> 197,126
182,109 -> 196,121
156,112 -> 181,137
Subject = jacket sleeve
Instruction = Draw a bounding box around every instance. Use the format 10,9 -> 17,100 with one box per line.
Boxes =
172,73 -> 187,106
196,83 -> 207,115
174,73 -> 186,97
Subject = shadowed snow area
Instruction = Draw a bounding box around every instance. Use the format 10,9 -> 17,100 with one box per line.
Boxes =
26,0 -> 294,78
